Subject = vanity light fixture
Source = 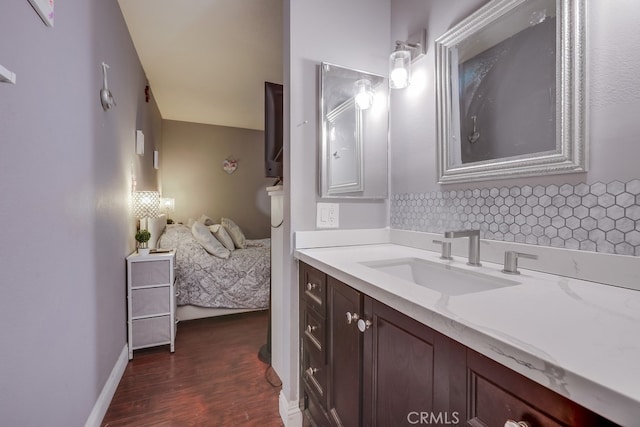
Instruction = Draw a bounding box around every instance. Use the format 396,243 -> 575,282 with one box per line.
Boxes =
389,47 -> 411,89
389,29 -> 427,89
354,78 -> 374,110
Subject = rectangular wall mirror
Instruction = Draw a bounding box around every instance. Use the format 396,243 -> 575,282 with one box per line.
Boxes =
319,62 -> 388,199
435,0 -> 586,183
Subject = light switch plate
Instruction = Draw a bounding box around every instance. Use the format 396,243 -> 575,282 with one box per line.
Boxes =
317,203 -> 339,228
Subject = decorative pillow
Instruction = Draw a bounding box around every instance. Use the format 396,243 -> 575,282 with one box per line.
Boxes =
208,224 -> 235,251
198,214 -> 216,226
186,218 -> 196,228
221,217 -> 246,249
191,221 -> 230,259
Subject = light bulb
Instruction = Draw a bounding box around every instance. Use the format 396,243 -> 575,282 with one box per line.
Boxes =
390,67 -> 408,88
354,79 -> 374,110
389,49 -> 411,89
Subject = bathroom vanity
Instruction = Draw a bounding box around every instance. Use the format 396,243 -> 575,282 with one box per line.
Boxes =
296,240 -> 639,426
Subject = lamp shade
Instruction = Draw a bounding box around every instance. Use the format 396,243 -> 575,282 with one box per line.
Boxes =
132,191 -> 160,219
389,49 -> 411,89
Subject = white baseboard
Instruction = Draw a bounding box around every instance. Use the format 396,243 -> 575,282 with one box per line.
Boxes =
84,344 -> 128,427
279,390 -> 303,427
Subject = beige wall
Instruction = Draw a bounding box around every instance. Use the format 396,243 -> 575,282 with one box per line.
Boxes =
161,120 -> 273,239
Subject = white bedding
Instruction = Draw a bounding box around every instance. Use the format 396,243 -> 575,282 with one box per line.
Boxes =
157,224 -> 270,309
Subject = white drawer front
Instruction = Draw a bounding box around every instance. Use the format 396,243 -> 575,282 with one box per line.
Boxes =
132,287 -> 171,317
131,260 -> 171,286
132,316 -> 171,348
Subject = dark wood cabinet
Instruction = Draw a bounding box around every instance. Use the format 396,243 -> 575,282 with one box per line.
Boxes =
298,261 -> 618,427
300,262 -> 455,427
461,350 -> 618,427
299,262 -> 330,426
327,277 -> 363,427
362,297 -> 466,427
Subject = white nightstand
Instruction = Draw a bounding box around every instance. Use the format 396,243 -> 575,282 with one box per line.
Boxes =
126,250 -> 177,359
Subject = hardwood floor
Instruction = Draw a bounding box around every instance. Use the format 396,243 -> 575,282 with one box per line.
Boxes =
102,311 -> 283,427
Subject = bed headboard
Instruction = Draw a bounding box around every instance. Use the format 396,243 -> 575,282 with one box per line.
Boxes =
147,214 -> 167,249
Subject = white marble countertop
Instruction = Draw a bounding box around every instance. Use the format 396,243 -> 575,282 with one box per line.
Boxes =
295,243 -> 640,426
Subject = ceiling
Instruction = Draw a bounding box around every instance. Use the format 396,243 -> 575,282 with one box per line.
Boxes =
118,0 -> 283,131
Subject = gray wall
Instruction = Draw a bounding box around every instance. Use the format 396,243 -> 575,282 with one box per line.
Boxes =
281,0 -> 391,408
391,0 -> 640,193
288,0 -> 391,233
161,120 -> 273,239
0,0 -> 161,425
389,1 -> 640,255
390,0 -> 490,194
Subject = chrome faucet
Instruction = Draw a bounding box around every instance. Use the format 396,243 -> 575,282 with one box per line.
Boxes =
443,229 -> 481,266
432,240 -> 453,260
502,251 -> 538,275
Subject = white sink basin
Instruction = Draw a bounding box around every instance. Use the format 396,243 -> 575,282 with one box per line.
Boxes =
361,257 -> 520,296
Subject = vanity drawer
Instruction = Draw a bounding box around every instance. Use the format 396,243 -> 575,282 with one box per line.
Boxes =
302,307 -> 325,356
302,347 -> 327,407
300,263 -> 326,316
466,350 -> 617,427
303,388 -> 331,427
131,286 -> 171,317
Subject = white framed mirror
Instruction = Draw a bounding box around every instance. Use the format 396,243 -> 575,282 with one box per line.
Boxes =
319,62 -> 388,198
435,0 -> 586,184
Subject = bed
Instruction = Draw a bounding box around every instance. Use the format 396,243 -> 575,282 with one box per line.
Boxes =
150,218 -> 270,321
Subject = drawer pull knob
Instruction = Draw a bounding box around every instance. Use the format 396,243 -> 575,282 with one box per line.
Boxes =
306,282 -> 317,291
504,421 -> 529,427
357,318 -> 372,332
306,367 -> 318,377
306,324 -> 317,333
345,312 -> 359,324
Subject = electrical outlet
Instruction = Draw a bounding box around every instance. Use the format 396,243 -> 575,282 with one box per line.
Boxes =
317,203 -> 339,228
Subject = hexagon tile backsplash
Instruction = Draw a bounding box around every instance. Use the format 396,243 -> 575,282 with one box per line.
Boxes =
391,180 -> 640,256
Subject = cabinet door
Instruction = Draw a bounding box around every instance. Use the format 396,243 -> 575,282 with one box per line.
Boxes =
362,297 -> 464,427
327,277 -> 363,427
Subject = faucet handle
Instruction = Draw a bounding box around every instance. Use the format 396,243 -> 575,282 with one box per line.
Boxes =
432,240 -> 453,260
502,251 -> 538,275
